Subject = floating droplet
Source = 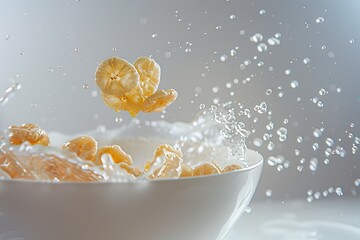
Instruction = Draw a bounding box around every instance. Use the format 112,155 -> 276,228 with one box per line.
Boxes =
290,80 -> 299,88
257,43 -> 268,52
303,58 -> 310,64
315,17 -> 325,23
250,33 -> 263,43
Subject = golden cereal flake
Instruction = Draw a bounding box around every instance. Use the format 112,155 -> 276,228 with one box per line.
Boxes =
133,57 -> 160,98
118,162 -> 143,177
142,89 -> 178,113
62,136 -> 98,161
95,145 -> 133,166
180,164 -> 193,178
101,87 -> 145,117
8,123 -> 50,146
148,144 -> 183,179
96,57 -> 139,97
222,164 -> 242,172
193,162 -> 221,176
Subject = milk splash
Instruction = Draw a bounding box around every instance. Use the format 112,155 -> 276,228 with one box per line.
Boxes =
0,103 -> 250,182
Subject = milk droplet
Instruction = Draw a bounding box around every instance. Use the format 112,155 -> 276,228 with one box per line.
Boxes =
313,128 -> 322,138
220,54 -> 228,62
316,17 -> 325,23
115,117 -> 123,123
265,189 -> 272,197
250,33 -> 263,43
257,43 -> 268,52
259,9 -> 266,15
355,179 -> 360,187
290,80 -> 299,88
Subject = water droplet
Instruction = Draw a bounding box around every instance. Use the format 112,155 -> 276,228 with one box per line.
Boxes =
185,48 -> 192,53
151,33 -> 158,38
335,187 -> 343,196
313,128 -> 322,138
267,156 -> 277,166
303,58 -> 310,64
115,117 -> 123,123
265,189 -> 272,197
220,54 -> 228,62
274,33 -> 281,38
319,88 -> 327,95
309,158 -> 318,172
355,179 -> 360,187
229,14 -> 236,19
335,146 -> 346,157
253,138 -> 263,147
277,127 -> 287,135
315,17 -> 325,23
74,48 -> 80,52
350,39 -> 355,44
230,49 -> 237,56
267,142 -> 275,151
285,69 -> 292,75
239,30 -> 246,35
215,26 -> 222,30
250,33 -> 263,43
244,206 -> 252,213
199,103 -> 205,109
91,90 -> 98,97
212,86 -> 219,93
317,101 -> 324,108
266,89 -> 273,95
82,84 -> 89,89
257,43 -> 268,52
267,37 -> 280,45
279,135 -> 287,142
259,9 -> 266,15
290,80 -> 299,88
297,136 -> 303,143
312,143 -> 319,151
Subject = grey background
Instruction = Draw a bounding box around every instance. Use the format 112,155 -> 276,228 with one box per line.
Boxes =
0,0 -> 359,200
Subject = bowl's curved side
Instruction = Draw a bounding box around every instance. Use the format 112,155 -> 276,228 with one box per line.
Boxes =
0,151 -> 263,240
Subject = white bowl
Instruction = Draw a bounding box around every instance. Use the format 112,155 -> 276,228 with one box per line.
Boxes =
0,120 -> 263,240
0,149 -> 262,240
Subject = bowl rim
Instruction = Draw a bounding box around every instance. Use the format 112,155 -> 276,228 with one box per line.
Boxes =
0,150 -> 263,185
